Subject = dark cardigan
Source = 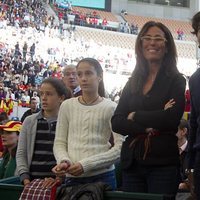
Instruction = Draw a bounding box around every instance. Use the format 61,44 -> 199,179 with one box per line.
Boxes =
111,71 -> 186,169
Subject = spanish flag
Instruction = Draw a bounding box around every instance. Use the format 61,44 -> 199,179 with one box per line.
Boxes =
7,99 -> 14,115
0,100 -> 4,113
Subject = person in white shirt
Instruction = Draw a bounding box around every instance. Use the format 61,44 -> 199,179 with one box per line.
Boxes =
32,91 -> 40,107
52,58 -> 123,190
6,88 -> 15,100
21,91 -> 30,104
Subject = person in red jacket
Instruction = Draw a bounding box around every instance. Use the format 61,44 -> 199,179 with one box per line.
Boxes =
102,18 -> 108,30
184,89 -> 190,113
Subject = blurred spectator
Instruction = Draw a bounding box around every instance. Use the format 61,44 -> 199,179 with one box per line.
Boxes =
21,90 -> 30,103
102,18 -> 108,30
30,43 -> 36,61
0,121 -> 22,179
14,42 -> 20,58
176,119 -> 190,191
177,28 -> 184,40
0,112 -> 9,156
6,88 -> 15,100
121,9 -> 128,15
62,64 -> 81,97
131,23 -> 138,35
79,12 -> 85,26
21,97 -> 40,123
22,42 -> 28,61
0,88 -> 6,99
32,91 -> 40,106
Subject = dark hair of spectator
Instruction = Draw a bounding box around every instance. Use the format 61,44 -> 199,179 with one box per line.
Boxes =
191,11 -> 200,35
41,77 -> 72,100
30,97 -> 36,103
76,58 -> 105,97
131,21 -> 179,94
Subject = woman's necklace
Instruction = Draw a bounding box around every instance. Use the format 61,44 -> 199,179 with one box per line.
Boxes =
81,95 -> 100,105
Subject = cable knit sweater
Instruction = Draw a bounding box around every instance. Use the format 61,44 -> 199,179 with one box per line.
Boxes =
53,97 -> 123,177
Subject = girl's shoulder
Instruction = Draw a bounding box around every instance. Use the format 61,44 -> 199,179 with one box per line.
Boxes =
101,98 -> 117,109
61,97 -> 79,107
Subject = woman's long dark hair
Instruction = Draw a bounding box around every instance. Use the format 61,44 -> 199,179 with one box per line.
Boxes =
131,21 -> 179,94
76,58 -> 105,97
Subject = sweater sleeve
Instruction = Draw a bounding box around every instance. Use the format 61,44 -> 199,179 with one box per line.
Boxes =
111,81 -> 146,136
16,117 -> 30,182
53,101 -> 72,164
134,74 -> 186,131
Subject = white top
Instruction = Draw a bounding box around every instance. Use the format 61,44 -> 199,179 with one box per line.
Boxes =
54,97 -> 123,177
179,140 -> 188,154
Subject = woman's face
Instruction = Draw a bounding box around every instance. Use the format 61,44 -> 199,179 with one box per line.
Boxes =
141,26 -> 167,63
77,62 -> 101,94
40,83 -> 63,113
1,131 -> 18,148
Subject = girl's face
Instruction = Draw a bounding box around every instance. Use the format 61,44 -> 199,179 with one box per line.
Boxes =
77,62 -> 102,94
40,83 -> 64,113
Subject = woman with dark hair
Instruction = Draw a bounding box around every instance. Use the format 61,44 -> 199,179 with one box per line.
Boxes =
16,77 -> 71,186
52,58 -> 123,190
111,21 -> 186,196
0,88 -> 6,100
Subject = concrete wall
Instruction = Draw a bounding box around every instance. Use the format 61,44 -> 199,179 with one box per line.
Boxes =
111,0 -> 199,21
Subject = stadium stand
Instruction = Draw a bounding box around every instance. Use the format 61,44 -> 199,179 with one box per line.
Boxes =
74,26 -> 136,49
73,6 -> 119,22
73,26 -> 196,60
123,14 -> 196,41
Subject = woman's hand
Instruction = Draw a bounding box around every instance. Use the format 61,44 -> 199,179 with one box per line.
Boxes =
67,162 -> 84,176
127,112 -> 135,121
164,99 -> 175,110
42,177 -> 61,188
52,162 -> 70,177
145,128 -> 154,133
